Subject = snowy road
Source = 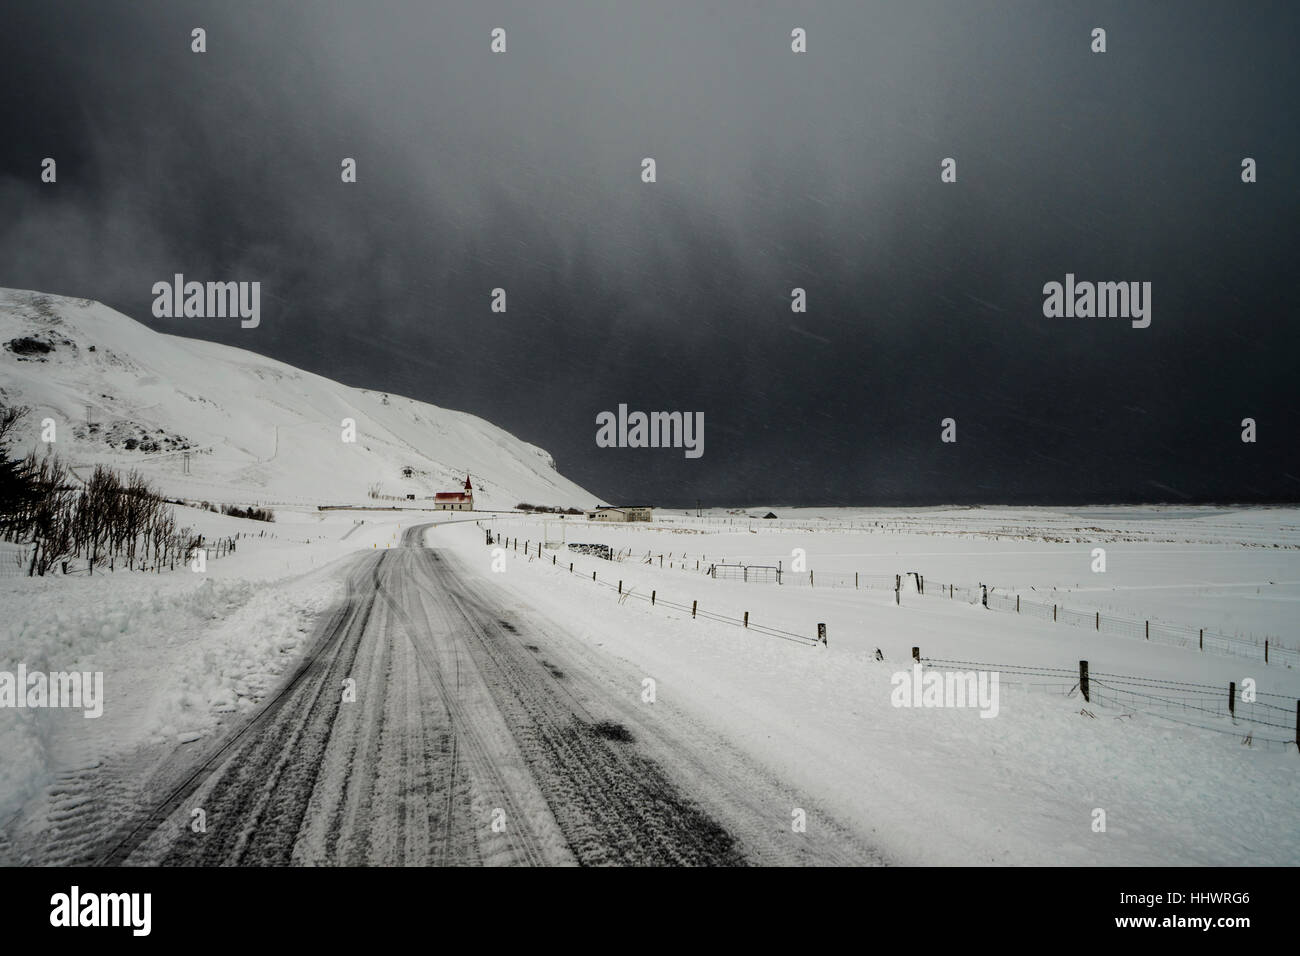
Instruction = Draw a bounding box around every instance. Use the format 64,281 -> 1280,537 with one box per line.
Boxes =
91,525 -> 877,866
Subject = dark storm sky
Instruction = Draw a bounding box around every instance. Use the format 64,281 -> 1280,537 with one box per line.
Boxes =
1,1 -> 1297,507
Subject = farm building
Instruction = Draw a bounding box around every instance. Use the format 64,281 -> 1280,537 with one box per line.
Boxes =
434,475 -> 475,511
585,505 -> 652,522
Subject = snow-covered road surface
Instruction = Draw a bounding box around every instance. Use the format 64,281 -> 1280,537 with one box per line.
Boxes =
85,525 -> 880,866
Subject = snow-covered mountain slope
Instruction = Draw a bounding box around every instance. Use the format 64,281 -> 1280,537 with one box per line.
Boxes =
0,288 -> 598,509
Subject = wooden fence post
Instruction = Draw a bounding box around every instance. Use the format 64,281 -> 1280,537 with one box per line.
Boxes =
743,611 -> 749,628
1079,661 -> 1090,703
1016,595 -> 1020,613
1229,682 -> 1236,718
1265,640 -> 1269,664
817,623 -> 827,645
569,562 -> 573,572
1054,604 -> 1057,621
1145,620 -> 1149,640
1199,628 -> 1203,650
651,590 -> 656,606
592,571 -> 596,581
855,572 -> 859,589
912,646 -> 920,662
618,580 -> 622,594
1095,611 -> 1099,631
692,600 -> 697,619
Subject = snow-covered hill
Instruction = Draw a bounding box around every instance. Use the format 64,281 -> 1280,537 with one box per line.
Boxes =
0,288 -> 598,509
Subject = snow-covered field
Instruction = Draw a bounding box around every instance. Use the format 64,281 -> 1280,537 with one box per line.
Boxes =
0,507 -> 424,825
2,500 -> 1296,864
458,505 -> 1300,864
510,505 -> 1300,648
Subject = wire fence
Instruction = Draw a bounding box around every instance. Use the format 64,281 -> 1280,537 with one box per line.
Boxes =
920,655 -> 1300,753
509,543 -> 905,592
486,529 -> 1298,668
711,563 -> 781,583
678,561 -> 1296,667
492,527 -> 1300,750
924,580 -> 1298,667
0,546 -> 27,578
742,567 -> 900,590
0,535 -> 244,578
489,532 -> 822,647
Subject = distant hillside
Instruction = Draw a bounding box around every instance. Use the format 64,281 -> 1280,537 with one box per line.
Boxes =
0,288 -> 598,509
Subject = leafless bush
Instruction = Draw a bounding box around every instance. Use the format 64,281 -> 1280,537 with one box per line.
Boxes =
0,402 -> 230,575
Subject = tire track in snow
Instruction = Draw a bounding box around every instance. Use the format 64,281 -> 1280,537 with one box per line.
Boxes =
85,523 -> 877,866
